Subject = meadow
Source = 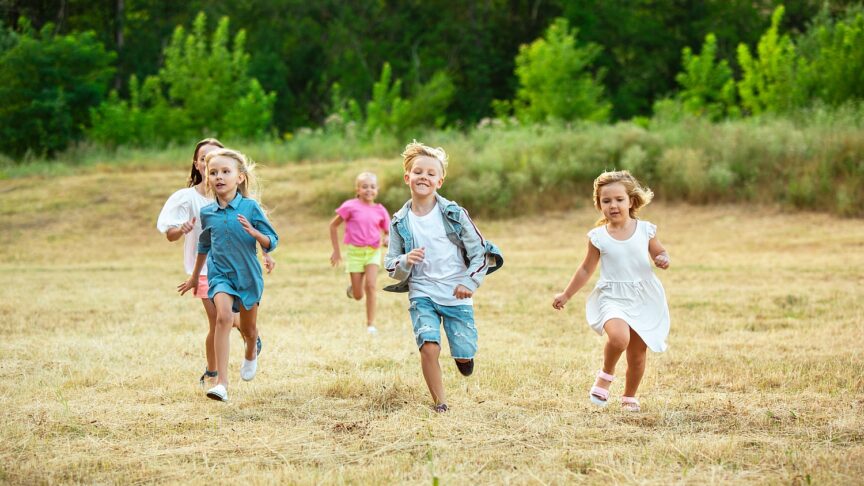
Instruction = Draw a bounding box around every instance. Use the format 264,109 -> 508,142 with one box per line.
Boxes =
0,158 -> 862,484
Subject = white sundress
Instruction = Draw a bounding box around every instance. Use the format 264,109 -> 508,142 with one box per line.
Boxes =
585,220 -> 670,352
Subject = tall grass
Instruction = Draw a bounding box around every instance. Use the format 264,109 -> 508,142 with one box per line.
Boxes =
5,106 -> 863,217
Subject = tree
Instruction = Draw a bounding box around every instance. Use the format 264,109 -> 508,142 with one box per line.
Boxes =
509,17 -> 610,123
672,33 -> 738,120
89,12 -> 275,146
0,19 -> 115,158
737,6 -> 801,115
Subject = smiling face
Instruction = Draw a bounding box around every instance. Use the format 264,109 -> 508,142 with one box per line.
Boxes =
404,155 -> 444,198
356,176 -> 379,203
598,182 -> 633,223
207,155 -> 245,202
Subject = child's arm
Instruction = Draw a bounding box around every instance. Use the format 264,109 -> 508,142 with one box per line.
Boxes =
552,240 -> 601,310
262,250 -> 276,274
384,222 -> 416,283
178,253 -> 207,296
329,215 -> 344,267
649,236 -> 670,269
454,209 -> 488,298
239,203 -> 278,252
165,217 -> 196,242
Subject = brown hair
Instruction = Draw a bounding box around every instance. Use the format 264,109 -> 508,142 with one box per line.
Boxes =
187,138 -> 224,187
593,170 -> 654,226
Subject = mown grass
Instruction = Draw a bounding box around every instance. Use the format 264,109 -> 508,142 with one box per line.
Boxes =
0,158 -> 861,484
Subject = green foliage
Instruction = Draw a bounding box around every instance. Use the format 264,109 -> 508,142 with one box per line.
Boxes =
327,62 -> 454,138
737,6 -> 801,115
89,12 -> 275,146
796,7 -> 864,107
510,18 -> 610,123
668,33 -> 739,120
0,19 -> 115,158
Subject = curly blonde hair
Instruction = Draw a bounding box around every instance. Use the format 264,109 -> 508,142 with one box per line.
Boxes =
593,170 -> 654,226
203,148 -> 260,201
401,140 -> 449,177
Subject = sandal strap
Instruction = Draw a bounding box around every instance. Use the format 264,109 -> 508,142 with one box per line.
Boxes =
621,396 -> 639,404
596,370 -> 615,382
199,369 -> 218,384
590,386 -> 610,400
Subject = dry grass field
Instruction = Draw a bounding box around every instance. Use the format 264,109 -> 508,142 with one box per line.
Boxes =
1,159 -> 862,485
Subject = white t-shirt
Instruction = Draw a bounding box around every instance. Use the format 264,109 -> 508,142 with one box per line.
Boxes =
156,187 -> 213,275
407,205 -> 472,307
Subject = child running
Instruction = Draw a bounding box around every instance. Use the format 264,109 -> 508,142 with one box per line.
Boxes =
178,148 -> 279,402
157,138 -> 272,388
329,172 -> 390,334
552,170 -> 670,412
384,141 -> 503,413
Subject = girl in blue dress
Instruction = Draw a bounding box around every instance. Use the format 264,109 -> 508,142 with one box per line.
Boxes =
178,148 -> 279,402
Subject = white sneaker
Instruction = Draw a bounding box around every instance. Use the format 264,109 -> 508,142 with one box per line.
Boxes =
240,358 -> 258,381
366,325 -> 378,335
206,384 -> 228,402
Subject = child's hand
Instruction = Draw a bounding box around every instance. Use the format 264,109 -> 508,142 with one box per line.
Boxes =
330,250 -> 342,267
405,247 -> 425,265
178,276 -> 197,297
552,292 -> 570,310
453,285 -> 473,299
180,217 -> 196,234
654,253 -> 670,269
263,253 -> 276,273
237,215 -> 260,238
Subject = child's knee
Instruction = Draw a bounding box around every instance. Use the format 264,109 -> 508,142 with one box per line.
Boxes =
607,333 -> 630,351
420,341 -> 441,358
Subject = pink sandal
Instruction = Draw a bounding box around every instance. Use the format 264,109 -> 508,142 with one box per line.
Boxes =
589,370 -> 615,407
621,396 -> 641,412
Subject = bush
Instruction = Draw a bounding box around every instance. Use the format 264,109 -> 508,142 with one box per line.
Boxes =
0,20 -> 115,159
508,18 -> 611,123
88,12 -> 275,147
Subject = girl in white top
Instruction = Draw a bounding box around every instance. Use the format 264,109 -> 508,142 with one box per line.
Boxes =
157,138 -> 274,387
552,170 -> 670,412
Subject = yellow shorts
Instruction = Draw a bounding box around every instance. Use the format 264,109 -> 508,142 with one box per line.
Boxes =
346,245 -> 382,273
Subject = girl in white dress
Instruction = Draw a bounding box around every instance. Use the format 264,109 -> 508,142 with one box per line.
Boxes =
552,170 -> 670,412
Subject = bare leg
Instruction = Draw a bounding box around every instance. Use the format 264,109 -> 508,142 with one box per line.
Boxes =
349,272 -> 365,300
238,304 -> 259,361
200,298 -> 218,385
212,293 -> 235,387
363,264 -> 378,327
420,342 -> 446,405
623,328 -> 648,397
596,318 -> 631,391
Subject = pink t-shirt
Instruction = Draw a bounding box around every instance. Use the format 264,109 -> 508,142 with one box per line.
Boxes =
336,199 -> 390,248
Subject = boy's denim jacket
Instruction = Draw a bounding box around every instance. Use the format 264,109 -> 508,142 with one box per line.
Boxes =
384,193 -> 503,293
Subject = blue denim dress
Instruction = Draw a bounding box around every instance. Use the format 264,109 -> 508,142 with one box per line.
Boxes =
198,193 -> 278,312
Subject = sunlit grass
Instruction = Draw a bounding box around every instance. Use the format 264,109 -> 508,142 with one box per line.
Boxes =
0,162 -> 862,484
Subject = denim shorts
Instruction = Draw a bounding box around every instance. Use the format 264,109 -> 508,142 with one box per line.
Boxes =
408,297 -> 477,359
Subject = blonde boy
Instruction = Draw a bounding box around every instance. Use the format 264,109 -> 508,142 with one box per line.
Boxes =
384,141 -> 503,412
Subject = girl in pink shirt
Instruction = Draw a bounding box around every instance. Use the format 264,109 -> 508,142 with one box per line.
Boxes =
329,172 -> 391,334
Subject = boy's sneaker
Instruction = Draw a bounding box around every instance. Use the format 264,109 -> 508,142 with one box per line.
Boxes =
434,403 -> 449,413
366,325 -> 378,335
346,285 -> 354,299
206,384 -> 228,402
455,359 -> 474,377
